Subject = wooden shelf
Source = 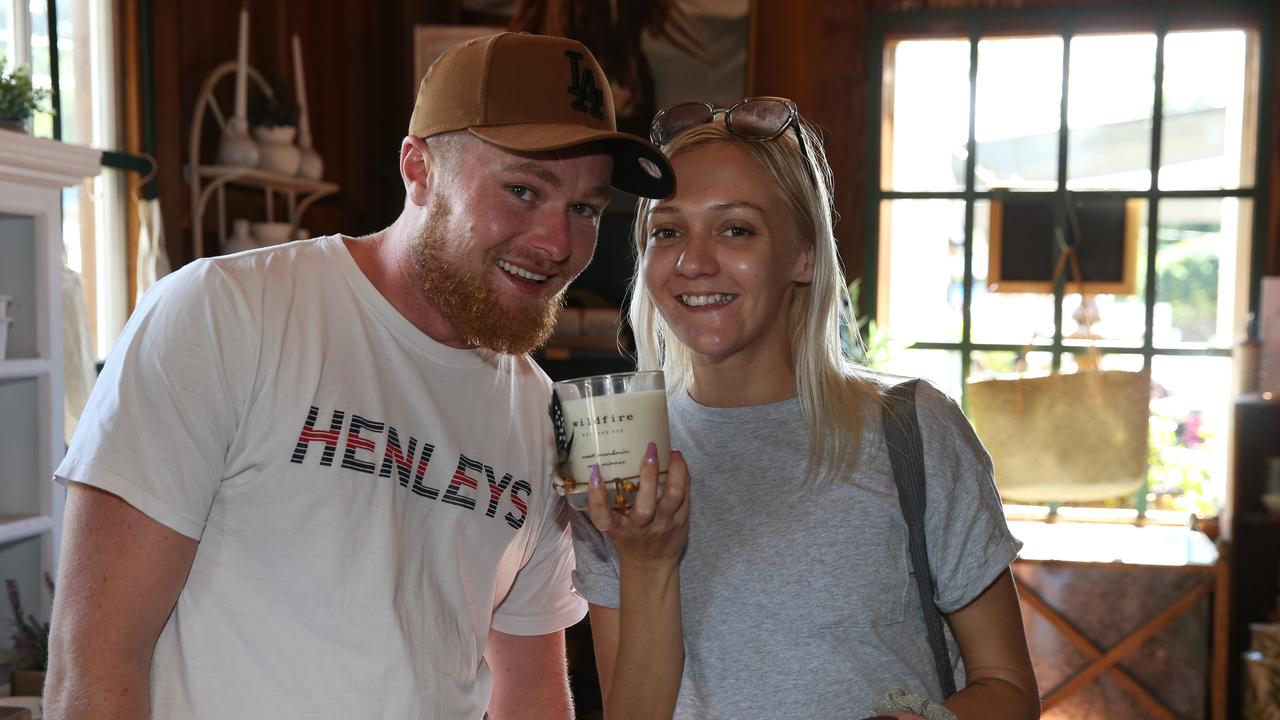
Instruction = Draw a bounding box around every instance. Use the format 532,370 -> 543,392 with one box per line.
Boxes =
0,358 -> 50,381
1238,513 -> 1280,528
188,165 -> 338,194
0,515 -> 52,546
1234,392 -> 1280,406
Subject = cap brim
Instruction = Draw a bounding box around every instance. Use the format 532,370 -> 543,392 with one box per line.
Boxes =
470,124 -> 674,199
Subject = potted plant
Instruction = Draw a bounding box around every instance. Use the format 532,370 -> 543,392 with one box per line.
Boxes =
6,575 -> 53,696
0,58 -> 49,133
248,79 -> 301,176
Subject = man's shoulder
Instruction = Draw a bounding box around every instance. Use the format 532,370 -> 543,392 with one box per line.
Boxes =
200,235 -> 338,277
160,236 -> 345,303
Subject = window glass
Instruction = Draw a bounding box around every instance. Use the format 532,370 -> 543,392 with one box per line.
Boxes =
879,199 -> 966,343
1160,31 -> 1255,190
975,36 -> 1063,190
1153,198 -> 1251,349
884,39 -> 971,191
875,24 -> 1258,518
882,348 -> 963,402
1066,34 -> 1158,190
1148,355 -> 1231,515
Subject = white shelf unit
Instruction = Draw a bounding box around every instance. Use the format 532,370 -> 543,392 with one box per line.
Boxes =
185,61 -> 339,258
0,129 -> 100,645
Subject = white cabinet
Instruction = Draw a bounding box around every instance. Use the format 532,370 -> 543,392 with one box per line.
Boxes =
0,130 -> 100,658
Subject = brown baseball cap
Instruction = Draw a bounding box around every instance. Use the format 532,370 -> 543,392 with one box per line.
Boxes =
408,32 -> 674,199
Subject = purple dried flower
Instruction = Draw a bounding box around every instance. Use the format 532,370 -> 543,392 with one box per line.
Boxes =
5,577 -> 51,671
5,579 -> 20,616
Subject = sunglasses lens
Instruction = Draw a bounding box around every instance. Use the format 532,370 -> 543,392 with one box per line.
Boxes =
727,99 -> 793,140
652,102 -> 713,144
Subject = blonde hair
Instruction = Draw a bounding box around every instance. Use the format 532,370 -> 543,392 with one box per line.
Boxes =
627,116 -> 885,482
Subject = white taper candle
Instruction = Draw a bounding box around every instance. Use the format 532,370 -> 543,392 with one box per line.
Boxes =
234,6 -> 250,128
292,34 -> 312,145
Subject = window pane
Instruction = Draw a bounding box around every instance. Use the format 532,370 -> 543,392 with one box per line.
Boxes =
884,39 -> 970,191
1059,199 -> 1150,349
970,293 -> 1057,345
0,3 -> 11,71
972,199 -> 1058,345
1067,34 -> 1157,190
879,199 -> 965,343
1153,198 -> 1251,349
53,0 -> 76,143
1149,355 -> 1230,515
883,348 -> 962,401
1160,31 -> 1255,190
970,349 -> 1054,380
27,0 -> 54,137
975,36 -> 1063,190
1060,351 -> 1144,373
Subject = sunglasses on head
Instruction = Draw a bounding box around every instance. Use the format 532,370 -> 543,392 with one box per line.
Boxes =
649,96 -> 816,187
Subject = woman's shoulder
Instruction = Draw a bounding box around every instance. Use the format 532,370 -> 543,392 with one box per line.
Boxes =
855,373 -> 976,443
858,372 -> 957,412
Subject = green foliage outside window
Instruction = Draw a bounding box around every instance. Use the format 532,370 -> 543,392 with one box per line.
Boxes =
1157,232 -> 1220,343
0,56 -> 48,122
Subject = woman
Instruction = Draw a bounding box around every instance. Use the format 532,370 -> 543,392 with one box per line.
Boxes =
573,98 -> 1039,719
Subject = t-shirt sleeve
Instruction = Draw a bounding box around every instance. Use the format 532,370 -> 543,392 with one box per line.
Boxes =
568,507 -> 622,609
915,381 -> 1022,614
491,497 -> 588,635
54,261 -> 258,540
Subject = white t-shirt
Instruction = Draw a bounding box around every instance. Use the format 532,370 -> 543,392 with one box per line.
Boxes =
56,235 -> 586,719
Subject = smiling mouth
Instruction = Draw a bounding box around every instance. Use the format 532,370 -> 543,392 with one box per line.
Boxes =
496,259 -> 551,284
679,293 -> 737,307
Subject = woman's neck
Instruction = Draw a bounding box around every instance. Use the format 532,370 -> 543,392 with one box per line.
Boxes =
687,343 -> 797,408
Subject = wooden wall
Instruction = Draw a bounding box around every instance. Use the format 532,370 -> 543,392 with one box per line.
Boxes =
140,0 -> 462,268
137,0 -> 1278,284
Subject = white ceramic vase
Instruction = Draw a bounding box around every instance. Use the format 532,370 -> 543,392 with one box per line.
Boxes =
253,125 -> 301,176
224,219 -> 256,255
218,118 -> 259,168
298,145 -> 324,180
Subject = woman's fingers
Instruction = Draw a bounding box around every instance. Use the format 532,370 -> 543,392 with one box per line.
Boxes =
585,464 -> 615,532
630,442 -> 661,525
657,449 -> 689,520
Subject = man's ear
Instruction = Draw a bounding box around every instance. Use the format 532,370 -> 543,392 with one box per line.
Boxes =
400,135 -> 435,206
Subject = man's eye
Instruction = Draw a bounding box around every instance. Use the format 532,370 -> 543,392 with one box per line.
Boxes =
509,185 -> 533,200
571,203 -> 601,219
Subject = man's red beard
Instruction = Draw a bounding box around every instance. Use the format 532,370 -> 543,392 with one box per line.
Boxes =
411,199 -> 566,354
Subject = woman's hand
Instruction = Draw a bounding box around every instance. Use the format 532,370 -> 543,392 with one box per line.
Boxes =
585,442 -> 690,568
586,442 -> 690,719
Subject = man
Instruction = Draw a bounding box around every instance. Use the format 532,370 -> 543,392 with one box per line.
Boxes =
44,32 -> 673,719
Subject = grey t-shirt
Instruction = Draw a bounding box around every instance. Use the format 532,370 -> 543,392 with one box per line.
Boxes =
570,380 -> 1021,719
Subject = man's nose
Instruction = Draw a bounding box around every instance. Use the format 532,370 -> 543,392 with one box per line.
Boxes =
525,207 -> 573,263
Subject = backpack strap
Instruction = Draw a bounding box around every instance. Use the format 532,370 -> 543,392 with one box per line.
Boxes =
882,379 -> 957,698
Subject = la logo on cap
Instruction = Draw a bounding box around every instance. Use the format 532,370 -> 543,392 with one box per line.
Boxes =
565,51 -> 604,120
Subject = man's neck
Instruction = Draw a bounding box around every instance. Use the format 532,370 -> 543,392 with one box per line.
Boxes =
343,223 -> 471,348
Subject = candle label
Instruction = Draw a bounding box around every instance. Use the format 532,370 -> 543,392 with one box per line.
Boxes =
557,389 -> 669,482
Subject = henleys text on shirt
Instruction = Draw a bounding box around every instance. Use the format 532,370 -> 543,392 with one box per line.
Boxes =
290,406 -> 531,529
